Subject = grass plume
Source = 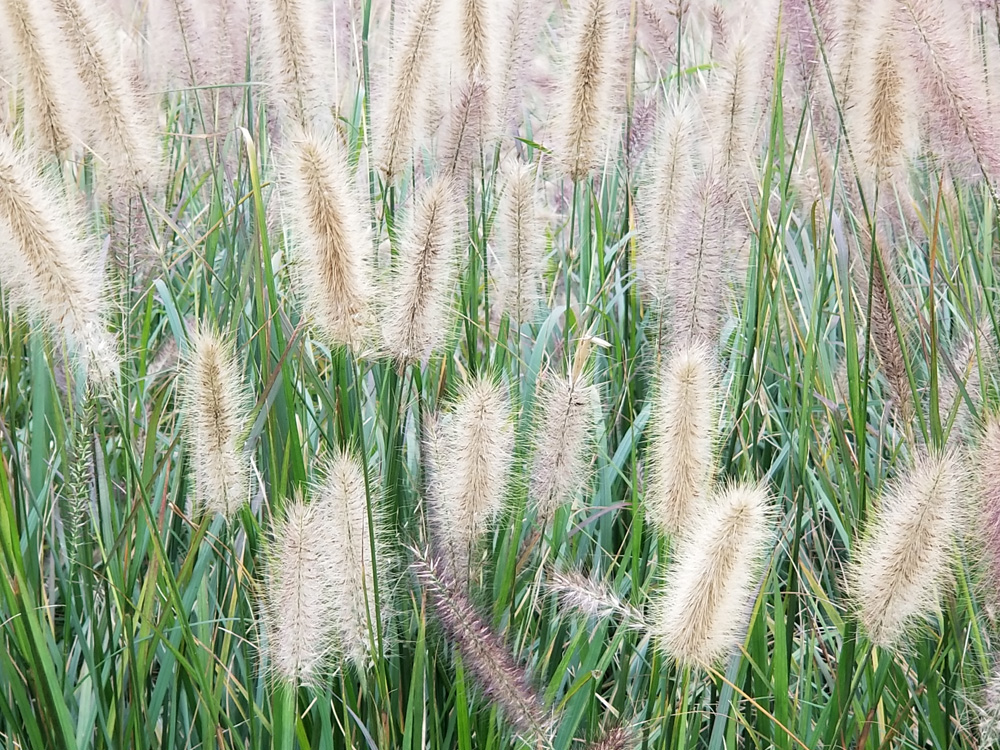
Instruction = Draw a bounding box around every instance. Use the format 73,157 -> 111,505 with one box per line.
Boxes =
848,450 -> 967,649
180,325 -> 251,517
493,159 -> 546,325
650,481 -> 776,667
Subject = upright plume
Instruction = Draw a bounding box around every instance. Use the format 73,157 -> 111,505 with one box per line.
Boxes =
848,451 -> 967,648
979,417 -> 1000,604
254,0 -> 332,132
647,341 -> 719,536
0,0 -> 76,156
551,0 -> 625,180
180,326 -> 251,517
489,0 -> 540,140
493,160 -> 546,325
315,450 -> 389,669
651,481 -> 775,667
49,0 -> 160,191
263,494 -> 336,685
375,0 -> 443,181
0,134 -> 117,384
529,372 -> 600,518
284,130 -> 373,350
638,102 -> 697,303
380,176 -> 462,362
429,376 -> 514,577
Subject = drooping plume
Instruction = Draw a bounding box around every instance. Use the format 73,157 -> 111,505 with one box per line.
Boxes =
254,0 -> 332,132
0,134 -> 117,384
493,159 -> 546,325
647,341 -> 719,535
650,481 -> 775,667
49,0 -> 160,190
0,0 -> 76,155
529,372 -> 600,517
263,494 -> 335,685
429,376 -> 514,577
413,547 -> 555,745
380,176 -> 462,361
284,130 -> 372,349
638,102 -> 696,303
548,568 -> 645,628
848,450 -> 967,648
375,0 -> 443,181
551,0 -> 624,180
180,326 -> 251,517
315,450 -> 388,669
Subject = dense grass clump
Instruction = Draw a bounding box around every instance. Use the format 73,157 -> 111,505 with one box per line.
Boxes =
3,0 -> 1000,748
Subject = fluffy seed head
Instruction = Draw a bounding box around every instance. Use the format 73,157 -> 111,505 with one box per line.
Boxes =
493,159 -> 546,325
50,0 -> 160,191
254,0 -> 332,132
438,79 -> 489,178
848,451 -> 968,649
380,176 -> 462,361
284,130 -> 373,350
180,326 -> 251,517
430,376 -> 514,576
651,481 -> 776,667
454,0 -> 492,80
263,494 -> 336,686
489,0 -> 541,139
529,372 -> 600,517
0,0 -> 76,155
412,547 -> 555,745
315,450 -> 388,670
647,342 -> 719,536
374,0 -> 444,181
0,134 -> 117,384
551,0 -> 625,180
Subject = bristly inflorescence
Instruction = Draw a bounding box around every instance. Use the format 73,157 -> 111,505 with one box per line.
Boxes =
180,325 -> 252,518
848,450 -> 968,649
283,129 -> 373,351
493,159 -> 547,326
650,481 -> 776,667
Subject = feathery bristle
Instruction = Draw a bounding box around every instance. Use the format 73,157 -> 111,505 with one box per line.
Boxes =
50,0 -> 160,190
548,568 -> 645,628
551,0 -> 624,180
374,0 -> 443,181
493,159 -> 546,325
315,450 -> 388,670
938,326 -> 988,437
263,494 -> 335,686
180,326 -> 251,517
0,0 -> 75,155
647,341 -> 719,536
254,0 -> 331,132
529,372 -> 600,517
0,134 -> 117,384
848,451 -> 967,649
651,481 -> 775,667
638,102 -> 696,302
284,130 -> 372,350
431,376 -> 514,576
412,547 -> 555,745
380,176 -> 462,361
